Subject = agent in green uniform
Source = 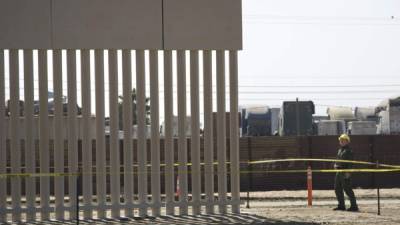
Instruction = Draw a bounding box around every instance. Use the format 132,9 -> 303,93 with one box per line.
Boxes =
333,134 -> 359,212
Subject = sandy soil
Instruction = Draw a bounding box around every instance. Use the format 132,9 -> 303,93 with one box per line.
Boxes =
10,189 -> 400,224
241,188 -> 400,225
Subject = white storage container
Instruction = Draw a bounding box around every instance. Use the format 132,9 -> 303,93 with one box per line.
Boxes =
348,121 -> 377,135
317,120 -> 345,135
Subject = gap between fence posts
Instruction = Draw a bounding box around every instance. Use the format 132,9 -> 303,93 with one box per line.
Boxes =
76,169 -> 81,225
376,160 -> 381,216
246,137 -> 253,209
307,136 -> 313,207
369,136 -> 375,188
307,166 -> 312,206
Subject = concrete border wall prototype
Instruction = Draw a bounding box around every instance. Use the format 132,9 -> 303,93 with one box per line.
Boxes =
0,0 -> 242,222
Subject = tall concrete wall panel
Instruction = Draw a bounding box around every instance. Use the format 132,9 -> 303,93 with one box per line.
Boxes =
0,0 -> 242,50
163,0 -> 242,50
0,0 -> 52,49
52,0 -> 163,49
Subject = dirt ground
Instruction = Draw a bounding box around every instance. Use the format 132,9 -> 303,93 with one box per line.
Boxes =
11,189 -> 400,225
240,188 -> 400,225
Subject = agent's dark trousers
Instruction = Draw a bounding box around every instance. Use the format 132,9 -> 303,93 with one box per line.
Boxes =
334,172 -> 358,208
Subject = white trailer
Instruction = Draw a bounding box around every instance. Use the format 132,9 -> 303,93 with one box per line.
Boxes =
376,97 -> 400,134
348,121 -> 377,135
317,120 -> 346,135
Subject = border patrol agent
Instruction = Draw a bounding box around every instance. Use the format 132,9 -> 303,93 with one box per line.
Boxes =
333,134 -> 359,212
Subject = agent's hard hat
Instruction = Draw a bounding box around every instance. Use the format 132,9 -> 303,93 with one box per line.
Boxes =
338,134 -> 350,142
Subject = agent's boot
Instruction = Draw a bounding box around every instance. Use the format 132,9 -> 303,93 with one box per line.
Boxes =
333,206 -> 346,211
347,206 -> 359,212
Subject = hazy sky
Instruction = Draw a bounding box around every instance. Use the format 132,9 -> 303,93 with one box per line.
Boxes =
239,0 -> 400,115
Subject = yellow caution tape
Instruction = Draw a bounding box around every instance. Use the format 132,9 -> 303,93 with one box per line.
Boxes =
240,168 -> 400,174
0,172 -> 80,178
1,158 -> 400,178
1,167 -> 400,178
246,158 -> 400,169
